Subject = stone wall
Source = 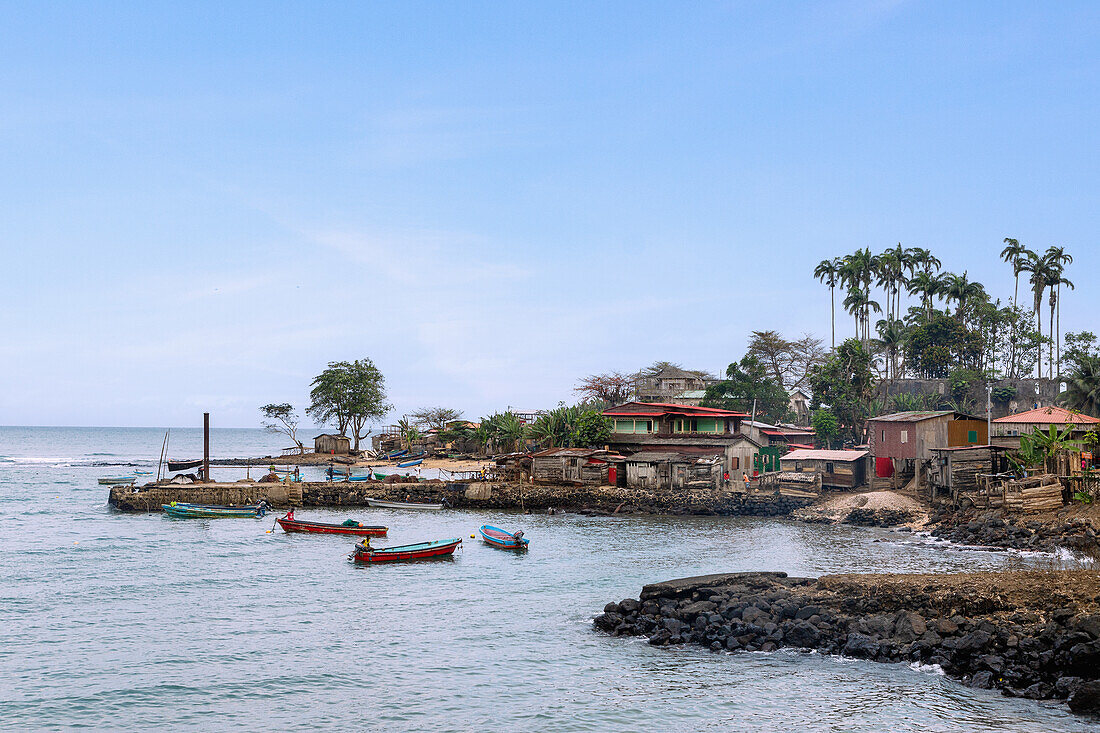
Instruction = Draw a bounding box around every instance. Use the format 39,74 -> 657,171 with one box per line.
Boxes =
878,378 -> 1061,418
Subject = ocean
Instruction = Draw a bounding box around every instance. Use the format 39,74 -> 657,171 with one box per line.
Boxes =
0,426 -> 1090,731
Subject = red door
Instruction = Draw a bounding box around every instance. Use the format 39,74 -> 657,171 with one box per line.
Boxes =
608,465 -> 617,485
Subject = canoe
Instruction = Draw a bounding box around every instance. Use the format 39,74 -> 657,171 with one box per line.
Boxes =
98,475 -> 136,485
277,516 -> 387,536
479,525 -> 529,551
386,449 -> 408,459
162,501 -> 270,519
327,465 -> 370,476
167,459 -> 203,472
133,469 -> 153,475
396,458 -> 423,468
352,537 -> 461,563
373,472 -> 388,480
366,498 -> 444,510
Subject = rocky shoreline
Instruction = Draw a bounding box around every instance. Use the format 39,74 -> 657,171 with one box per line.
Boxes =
929,507 -> 1100,555
594,570 -> 1100,716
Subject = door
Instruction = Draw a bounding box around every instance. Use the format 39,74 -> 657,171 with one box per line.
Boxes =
565,458 -> 582,482
608,464 -> 617,485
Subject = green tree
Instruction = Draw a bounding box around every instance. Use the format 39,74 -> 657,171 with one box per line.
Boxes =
814,257 -> 842,349
527,405 -> 579,449
702,355 -> 790,422
904,313 -> 983,378
572,410 -> 612,447
811,409 -> 839,449
308,359 -> 391,452
807,338 -> 875,445
260,403 -> 304,454
1062,356 -> 1100,418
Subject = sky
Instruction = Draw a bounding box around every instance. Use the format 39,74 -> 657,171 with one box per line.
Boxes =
1,1 -> 1098,428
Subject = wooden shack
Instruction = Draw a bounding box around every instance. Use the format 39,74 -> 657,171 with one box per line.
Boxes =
532,448 -> 613,485
778,449 -> 867,490
314,433 -> 351,455
927,445 -> 1010,501
623,451 -> 722,491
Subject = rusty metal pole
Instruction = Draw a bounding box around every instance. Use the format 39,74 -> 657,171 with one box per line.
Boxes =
203,412 -> 210,483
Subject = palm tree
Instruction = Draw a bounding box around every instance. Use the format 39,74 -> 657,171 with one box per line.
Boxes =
1000,238 -> 1032,308
814,257 -> 842,349
844,288 -> 881,346
907,271 -> 944,318
1020,252 -> 1051,378
941,271 -> 984,317
1044,246 -> 1073,377
840,248 -> 879,341
1062,356 -> 1100,417
874,317 -> 908,382
875,244 -> 913,322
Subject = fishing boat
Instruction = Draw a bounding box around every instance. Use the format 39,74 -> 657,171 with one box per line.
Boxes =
386,449 -> 408,459
167,459 -> 203,472
373,472 -> 388,480
327,465 -> 371,479
352,537 -> 461,563
479,525 -> 529,551
98,475 -> 136,485
133,469 -> 153,476
162,501 -> 270,519
365,498 -> 443,510
276,514 -> 387,536
396,458 -> 423,468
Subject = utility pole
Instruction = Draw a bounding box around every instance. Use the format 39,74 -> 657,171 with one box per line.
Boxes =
203,412 -> 210,483
986,385 -> 992,445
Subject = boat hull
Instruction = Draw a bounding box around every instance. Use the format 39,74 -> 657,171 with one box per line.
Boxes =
352,538 -> 461,563
396,458 -> 423,468
98,476 -> 136,485
277,517 -> 387,536
167,459 -> 203,472
479,525 -> 529,550
162,502 -> 266,519
365,498 -> 443,510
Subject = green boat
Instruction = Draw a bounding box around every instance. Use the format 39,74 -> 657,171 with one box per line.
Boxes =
162,501 -> 270,519
374,472 -> 388,480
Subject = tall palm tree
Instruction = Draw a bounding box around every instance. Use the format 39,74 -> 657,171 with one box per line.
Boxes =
907,271 -> 944,319
813,257 -> 842,350
1000,238 -> 1033,308
874,317 -> 908,382
909,247 -> 941,276
941,271 -> 984,317
875,244 -> 913,322
1044,246 -> 1073,377
1020,252 -> 1050,378
843,288 -> 881,346
841,248 -> 879,341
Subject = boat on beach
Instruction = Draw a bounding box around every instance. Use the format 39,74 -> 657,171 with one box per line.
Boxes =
276,514 -> 387,536
167,459 -> 203,472
396,458 -> 423,468
385,449 -> 408,459
479,525 -> 529,550
366,498 -> 444,510
351,537 -> 461,563
98,475 -> 136,485
162,501 -> 270,519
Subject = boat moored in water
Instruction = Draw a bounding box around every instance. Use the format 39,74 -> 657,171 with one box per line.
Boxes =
352,537 -> 461,563
366,498 -> 444,510
162,501 -> 270,519
98,475 -> 137,485
167,459 -> 203,472
276,514 -> 387,536
479,525 -> 529,550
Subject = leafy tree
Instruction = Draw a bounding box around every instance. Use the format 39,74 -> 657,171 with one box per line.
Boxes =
702,355 -> 789,422
1062,332 -> 1099,374
807,338 -> 875,444
308,359 -> 391,452
527,405 -> 579,449
260,403 -> 304,454
746,330 -> 826,390
1062,356 -> 1100,418
811,409 -> 839,449
574,372 -> 634,405
572,410 -> 612,447
409,407 -> 464,431
904,313 -> 982,378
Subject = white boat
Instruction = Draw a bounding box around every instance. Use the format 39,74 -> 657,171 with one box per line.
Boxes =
98,475 -> 136,485
366,498 -> 444,510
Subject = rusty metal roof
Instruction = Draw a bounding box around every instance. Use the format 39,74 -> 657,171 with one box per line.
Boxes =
532,448 -> 604,457
780,449 -> 868,461
868,410 -> 956,422
625,451 -> 722,463
993,406 -> 1100,425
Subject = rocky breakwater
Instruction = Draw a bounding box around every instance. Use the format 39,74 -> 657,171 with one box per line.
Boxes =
594,570 -> 1100,716
930,507 -> 1100,555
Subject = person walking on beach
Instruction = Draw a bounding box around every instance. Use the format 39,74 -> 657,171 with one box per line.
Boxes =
742,472 -> 750,491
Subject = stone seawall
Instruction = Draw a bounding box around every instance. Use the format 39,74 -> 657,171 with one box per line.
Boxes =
109,480 -> 815,516
594,570 -> 1100,716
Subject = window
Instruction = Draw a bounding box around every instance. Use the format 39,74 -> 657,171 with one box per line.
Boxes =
826,463 -> 834,473
968,430 -> 977,443
881,429 -> 886,443
901,430 -> 908,444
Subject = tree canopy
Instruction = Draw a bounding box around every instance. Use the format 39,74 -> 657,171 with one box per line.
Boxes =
701,355 -> 790,423
307,359 -> 391,451
807,338 -> 875,444
260,403 -> 304,454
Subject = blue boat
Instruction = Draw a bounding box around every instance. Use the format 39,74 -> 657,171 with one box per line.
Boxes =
386,449 -> 408,459
162,501 -> 270,519
396,458 -> 423,468
479,525 -> 529,550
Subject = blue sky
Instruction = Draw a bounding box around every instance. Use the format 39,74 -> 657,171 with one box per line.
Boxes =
2,1 -> 1098,428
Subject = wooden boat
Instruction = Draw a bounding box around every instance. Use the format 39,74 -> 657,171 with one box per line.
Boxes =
396,458 -> 423,468
167,459 -> 204,472
386,449 -> 408,459
133,469 -> 153,476
373,472 -> 389,480
479,525 -> 529,550
162,501 -> 270,519
352,537 -> 461,563
276,515 -> 387,536
98,475 -> 136,485
366,498 -> 444,510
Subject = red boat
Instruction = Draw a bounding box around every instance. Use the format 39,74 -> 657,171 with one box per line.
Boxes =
277,514 -> 388,537
352,538 -> 461,563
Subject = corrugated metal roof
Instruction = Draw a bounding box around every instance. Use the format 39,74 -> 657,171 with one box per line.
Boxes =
929,445 -> 1008,452
604,401 -> 747,417
780,449 -> 869,461
626,451 -> 722,463
992,406 -> 1100,425
868,410 -> 955,422
532,448 -> 603,457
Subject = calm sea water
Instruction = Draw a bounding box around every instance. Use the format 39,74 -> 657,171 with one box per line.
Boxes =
0,427 -> 1092,732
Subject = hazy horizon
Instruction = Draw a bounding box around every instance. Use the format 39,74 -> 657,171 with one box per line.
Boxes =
4,2 -> 1098,429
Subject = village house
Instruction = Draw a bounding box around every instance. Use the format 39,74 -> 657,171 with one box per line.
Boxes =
668,389 -> 707,406
991,406 -> 1100,449
779,449 -> 868,490
927,445 -> 1011,502
788,388 -> 812,425
531,448 -> 617,485
867,410 -> 988,485
603,402 -> 761,477
314,433 -> 351,455
622,451 -> 722,491
633,366 -> 717,403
